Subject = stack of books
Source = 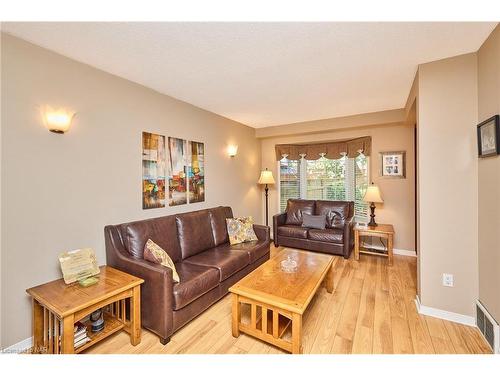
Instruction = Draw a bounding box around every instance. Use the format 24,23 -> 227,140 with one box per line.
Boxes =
74,321 -> 91,349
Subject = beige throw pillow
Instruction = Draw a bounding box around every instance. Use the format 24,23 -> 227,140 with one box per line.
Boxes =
226,216 -> 258,245
143,239 -> 180,282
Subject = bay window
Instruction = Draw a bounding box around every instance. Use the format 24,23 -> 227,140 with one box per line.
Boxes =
279,154 -> 369,222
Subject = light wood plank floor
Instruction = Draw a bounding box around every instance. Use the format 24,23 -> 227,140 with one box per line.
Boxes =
86,247 -> 491,354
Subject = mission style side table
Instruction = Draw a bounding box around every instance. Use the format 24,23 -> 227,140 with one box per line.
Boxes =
354,224 -> 395,266
26,266 -> 144,354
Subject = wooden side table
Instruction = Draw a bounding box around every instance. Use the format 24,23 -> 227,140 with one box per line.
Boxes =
26,266 -> 144,354
354,224 -> 395,266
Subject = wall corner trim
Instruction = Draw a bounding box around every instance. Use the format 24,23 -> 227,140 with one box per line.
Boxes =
2,336 -> 32,354
415,296 -> 475,327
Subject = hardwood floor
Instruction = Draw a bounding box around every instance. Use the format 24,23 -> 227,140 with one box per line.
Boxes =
85,247 -> 491,354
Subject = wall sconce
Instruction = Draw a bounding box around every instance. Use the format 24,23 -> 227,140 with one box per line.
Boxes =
42,106 -> 76,134
227,144 -> 238,157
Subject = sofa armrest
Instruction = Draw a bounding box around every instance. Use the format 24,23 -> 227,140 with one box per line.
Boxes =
253,224 -> 270,242
104,225 -> 174,340
343,216 -> 355,259
272,213 -> 287,246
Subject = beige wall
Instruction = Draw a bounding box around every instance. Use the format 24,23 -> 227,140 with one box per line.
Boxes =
256,109 -> 406,138
0,34 -> 262,347
477,25 -> 500,322
417,53 -> 478,316
260,122 -> 415,252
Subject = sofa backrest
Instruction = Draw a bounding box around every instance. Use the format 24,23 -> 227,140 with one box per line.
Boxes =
119,215 -> 182,262
176,210 -> 215,259
208,206 -> 234,246
112,206 -> 233,262
315,200 -> 354,229
285,199 -> 315,225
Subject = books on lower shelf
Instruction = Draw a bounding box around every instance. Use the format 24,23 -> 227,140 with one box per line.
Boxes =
74,321 -> 91,349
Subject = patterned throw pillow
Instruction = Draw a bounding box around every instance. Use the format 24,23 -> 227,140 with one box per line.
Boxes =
226,216 -> 258,245
143,239 -> 180,282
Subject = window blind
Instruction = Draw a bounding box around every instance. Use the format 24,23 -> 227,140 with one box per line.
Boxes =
354,155 -> 369,220
279,159 -> 301,212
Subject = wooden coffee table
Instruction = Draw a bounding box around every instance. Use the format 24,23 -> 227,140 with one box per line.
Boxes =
229,248 -> 336,354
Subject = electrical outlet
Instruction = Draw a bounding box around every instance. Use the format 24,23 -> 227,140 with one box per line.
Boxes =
443,273 -> 454,287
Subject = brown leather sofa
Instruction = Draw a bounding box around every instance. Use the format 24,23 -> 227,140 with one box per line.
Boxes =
105,206 -> 270,344
273,199 -> 354,259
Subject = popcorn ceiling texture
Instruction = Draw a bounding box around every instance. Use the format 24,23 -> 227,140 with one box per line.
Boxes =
2,22 -> 496,127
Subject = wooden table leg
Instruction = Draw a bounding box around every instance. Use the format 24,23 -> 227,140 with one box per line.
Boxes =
388,233 -> 394,266
354,230 -> 360,261
32,299 -> 44,354
272,310 -> 279,338
130,285 -> 141,346
61,314 -> 74,354
231,294 -> 240,338
291,313 -> 302,354
325,263 -> 334,293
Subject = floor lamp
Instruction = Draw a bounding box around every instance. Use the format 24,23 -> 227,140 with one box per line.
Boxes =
258,169 -> 275,227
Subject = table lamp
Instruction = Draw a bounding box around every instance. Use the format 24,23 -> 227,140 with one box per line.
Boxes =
363,182 -> 383,227
258,169 -> 275,226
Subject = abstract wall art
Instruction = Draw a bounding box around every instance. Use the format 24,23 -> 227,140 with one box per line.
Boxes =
142,132 -> 166,209
168,137 -> 188,206
188,141 -> 205,203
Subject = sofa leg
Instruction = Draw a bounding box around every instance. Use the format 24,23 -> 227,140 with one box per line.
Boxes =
160,336 -> 171,345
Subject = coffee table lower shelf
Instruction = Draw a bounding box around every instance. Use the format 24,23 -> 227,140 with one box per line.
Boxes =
233,295 -> 298,353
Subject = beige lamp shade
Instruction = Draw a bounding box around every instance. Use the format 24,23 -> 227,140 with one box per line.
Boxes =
258,169 -> 275,185
363,183 -> 383,203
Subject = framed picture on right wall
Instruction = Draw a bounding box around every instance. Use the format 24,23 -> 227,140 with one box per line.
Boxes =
477,115 -> 500,158
380,151 -> 406,178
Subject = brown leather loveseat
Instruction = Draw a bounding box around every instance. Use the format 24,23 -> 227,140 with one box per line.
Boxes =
105,206 -> 270,344
273,199 -> 354,259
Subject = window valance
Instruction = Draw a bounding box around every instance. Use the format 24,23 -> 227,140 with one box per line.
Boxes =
274,136 -> 371,161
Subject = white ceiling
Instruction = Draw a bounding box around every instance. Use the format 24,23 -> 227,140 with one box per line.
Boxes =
2,22 -> 497,127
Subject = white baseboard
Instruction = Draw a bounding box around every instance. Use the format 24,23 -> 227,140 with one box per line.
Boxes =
2,336 -> 32,354
415,295 -> 475,327
393,248 -> 417,257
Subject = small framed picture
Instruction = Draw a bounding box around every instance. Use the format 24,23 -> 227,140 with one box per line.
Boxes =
380,151 -> 406,178
477,115 -> 500,158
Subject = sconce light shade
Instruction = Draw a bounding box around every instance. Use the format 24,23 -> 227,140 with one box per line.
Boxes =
227,144 -> 238,157
42,106 -> 75,134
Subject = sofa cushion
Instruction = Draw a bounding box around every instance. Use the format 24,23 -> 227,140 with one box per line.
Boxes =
277,225 -> 309,239
302,213 -> 326,230
208,206 -> 233,246
172,263 -> 220,310
285,199 -> 315,225
315,200 -> 352,229
183,248 -> 249,282
214,241 -> 269,264
143,239 -> 180,282
176,210 -> 215,259
121,215 -> 182,262
226,217 -> 258,245
308,228 -> 344,244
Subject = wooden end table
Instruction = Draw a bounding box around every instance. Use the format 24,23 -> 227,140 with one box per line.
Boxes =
229,248 -> 336,354
354,223 -> 395,266
26,266 -> 144,354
